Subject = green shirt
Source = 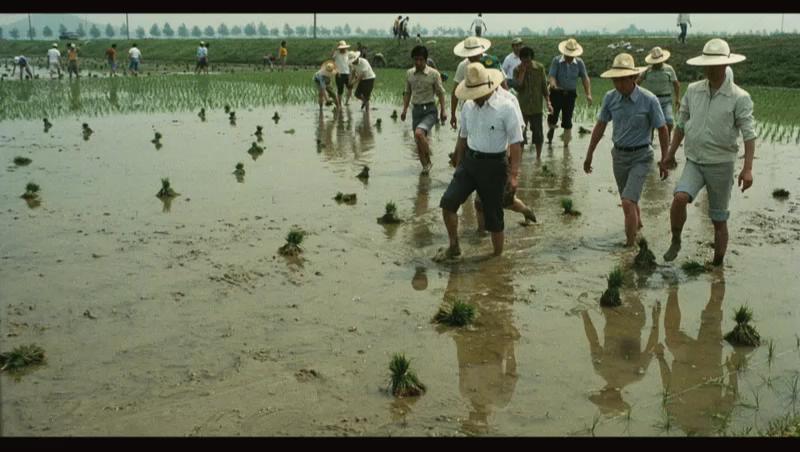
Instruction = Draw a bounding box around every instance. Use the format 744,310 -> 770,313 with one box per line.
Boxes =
405,65 -> 446,105
640,63 -> 678,97
677,78 -> 757,164
513,60 -> 549,116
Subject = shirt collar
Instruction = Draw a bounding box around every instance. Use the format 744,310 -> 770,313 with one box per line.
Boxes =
483,90 -> 502,109
626,85 -> 641,102
414,65 -> 430,75
558,55 -> 578,64
700,77 -> 734,97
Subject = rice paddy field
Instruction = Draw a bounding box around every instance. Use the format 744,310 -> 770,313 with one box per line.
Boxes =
1,68 -> 799,437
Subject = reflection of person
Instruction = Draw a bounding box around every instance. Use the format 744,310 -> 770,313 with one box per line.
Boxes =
332,40 -> 354,106
69,78 -> 81,111
547,38 -> 592,146
514,46 -> 552,158
582,294 -> 659,416
450,36 -> 491,131
400,45 -> 447,175
411,266 -> 428,290
677,14 -> 692,44
663,39 -> 756,266
313,61 -> 339,111
584,53 -> 669,247
444,257 -> 519,435
639,47 -> 680,138
438,63 -> 522,260
47,43 -> 62,79
655,276 -> 743,436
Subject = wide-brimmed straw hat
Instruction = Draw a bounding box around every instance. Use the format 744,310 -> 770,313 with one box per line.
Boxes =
199,41 -> 205,45
600,53 -> 647,79
558,38 -> 583,57
686,38 -> 746,66
319,60 -> 338,77
455,62 -> 505,100
511,37 -> 523,45
346,50 -> 361,64
645,46 -> 670,64
52,43 -> 58,48
336,40 -> 351,50
453,36 -> 491,58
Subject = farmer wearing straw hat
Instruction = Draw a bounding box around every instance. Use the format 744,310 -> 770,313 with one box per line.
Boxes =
663,39 -> 756,266
436,63 -> 522,260
450,36 -> 492,130
348,51 -> 376,111
332,40 -> 354,106
502,37 -> 524,90
547,38 -> 592,146
313,61 -> 340,111
195,41 -> 208,74
401,45 -> 447,175
47,43 -> 61,79
583,53 -> 670,247
639,46 -> 680,137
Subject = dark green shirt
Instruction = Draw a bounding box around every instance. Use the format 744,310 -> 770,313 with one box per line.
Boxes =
514,60 -> 549,116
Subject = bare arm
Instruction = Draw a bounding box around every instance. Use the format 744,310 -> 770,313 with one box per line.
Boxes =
582,76 -> 592,106
508,142 -> 522,190
666,127 -> 685,165
672,80 -> 681,108
583,121 -> 608,173
657,125 -> 670,179
450,86 -> 459,129
548,75 -> 558,90
452,136 -> 467,167
738,138 -> 755,192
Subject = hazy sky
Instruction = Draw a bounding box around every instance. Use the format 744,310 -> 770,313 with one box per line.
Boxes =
2,13 -> 799,34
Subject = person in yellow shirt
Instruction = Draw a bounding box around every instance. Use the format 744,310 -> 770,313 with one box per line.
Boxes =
278,41 -> 288,71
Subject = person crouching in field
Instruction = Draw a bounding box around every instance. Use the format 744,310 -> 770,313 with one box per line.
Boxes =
12,55 -> 34,80
583,53 -> 670,247
314,61 -> 340,111
348,51 -> 376,111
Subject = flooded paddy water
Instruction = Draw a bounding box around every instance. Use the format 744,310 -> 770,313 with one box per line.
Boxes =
1,72 -> 799,436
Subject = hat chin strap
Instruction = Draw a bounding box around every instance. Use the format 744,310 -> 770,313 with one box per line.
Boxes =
466,79 -> 494,89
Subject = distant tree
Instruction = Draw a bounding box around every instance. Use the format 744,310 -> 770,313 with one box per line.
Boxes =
204,26 -> 215,37
59,24 -> 68,35
355,27 -> 364,36
269,27 -> 280,37
283,23 -> 294,37
455,27 -> 465,36
105,24 -> 115,38
149,23 -> 161,37
177,23 -> 189,38
135,26 -> 146,39
119,23 -> 128,37
89,24 -> 101,39
217,23 -> 229,37
257,22 -> 268,36
0,27 -> 4,40
366,28 -> 378,37
318,26 -> 330,37
295,25 -> 307,37
231,25 -> 242,36
411,23 -> 422,35
191,25 -> 202,37
162,23 -> 174,37
343,24 -> 351,36
76,23 -> 86,37
43,25 -> 53,38
546,26 -> 565,36
520,27 -> 533,36
10,27 -> 19,39
333,26 -> 343,37
244,23 -> 257,37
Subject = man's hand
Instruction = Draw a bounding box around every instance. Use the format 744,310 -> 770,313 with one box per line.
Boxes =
440,110 -> 447,124
509,173 -> 519,192
738,168 -> 753,192
586,95 -> 593,107
583,155 -> 593,174
450,115 -> 457,130
664,154 -> 677,169
658,160 -> 670,180
400,110 -> 407,121
546,101 -> 553,114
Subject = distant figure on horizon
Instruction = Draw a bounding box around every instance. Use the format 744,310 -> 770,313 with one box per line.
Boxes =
279,41 -> 288,70
47,43 -> 62,79
105,43 -> 118,76
677,14 -> 691,44
470,13 -> 487,37
128,43 -> 142,76
12,55 -> 34,80
393,15 -> 402,40
67,43 -> 79,79
195,41 -> 208,74
401,16 -> 410,40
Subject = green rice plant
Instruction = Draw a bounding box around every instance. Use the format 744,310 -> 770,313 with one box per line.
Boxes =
768,339 -> 776,366
233,162 -> 245,176
607,267 -> 624,289
600,267 -> 624,307
254,125 -> 263,136
272,112 -> 280,122
42,118 -> 52,131
388,353 -> 426,398
762,413 -> 800,437
278,227 -> 305,257
377,201 -> 402,225
772,188 -> 790,199
724,305 -> 761,347
156,177 -> 180,198
247,142 -> 264,157
655,410 -> 673,433
433,298 -> 475,327
561,197 -> 581,216
20,182 -> 40,199
13,156 -> 32,166
0,344 -> 45,372
390,110 -> 398,120
333,192 -> 356,204
633,238 -> 657,270
681,260 -> 708,276
198,107 -> 206,120
357,165 -> 370,180
590,414 -> 600,437
152,131 -> 162,142
224,104 -> 231,113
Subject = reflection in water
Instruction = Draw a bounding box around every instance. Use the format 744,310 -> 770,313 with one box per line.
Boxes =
194,74 -> 210,104
407,174 -> 434,249
15,80 -> 34,102
411,266 -> 428,290
159,196 -> 174,213
639,162 -> 671,221
559,144 -> 575,196
655,276 -> 746,436
581,291 -> 659,416
69,79 -> 81,111
24,197 -> 42,209
235,174 -> 245,184
108,76 -> 119,108
443,257 -> 520,435
356,109 -> 375,157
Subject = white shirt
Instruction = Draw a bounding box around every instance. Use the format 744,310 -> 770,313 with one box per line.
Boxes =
350,57 -> 375,80
47,48 -> 61,63
129,47 -> 142,60
454,58 -> 470,84
725,66 -> 734,84
502,52 -> 521,79
470,16 -> 486,31
677,14 -> 691,25
459,90 -> 523,153
333,51 -> 350,74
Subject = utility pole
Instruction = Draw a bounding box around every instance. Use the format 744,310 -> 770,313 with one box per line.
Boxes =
126,13 -> 130,40
781,14 -> 785,34
313,13 -> 317,39
28,13 -> 33,41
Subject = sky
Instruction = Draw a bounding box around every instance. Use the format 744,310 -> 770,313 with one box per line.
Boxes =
1,13 -> 799,34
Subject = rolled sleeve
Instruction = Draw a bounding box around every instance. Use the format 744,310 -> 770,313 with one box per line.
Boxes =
578,60 -> 587,79
676,93 -> 690,130
597,92 -> 612,123
434,73 -> 446,98
735,95 -> 757,141
504,106 -> 523,144
459,108 -> 469,138
548,58 -> 558,78
649,97 -> 666,129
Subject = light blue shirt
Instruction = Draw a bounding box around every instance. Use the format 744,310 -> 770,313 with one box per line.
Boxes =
197,46 -> 207,58
548,55 -> 587,91
598,85 -> 666,148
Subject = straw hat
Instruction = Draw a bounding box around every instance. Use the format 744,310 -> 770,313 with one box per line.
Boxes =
70,43 -> 76,48
453,36 -> 492,58
686,38 -> 746,66
511,37 -> 523,45
336,40 -> 351,50
558,38 -> 583,57
346,50 -> 361,64
600,53 -> 647,79
319,60 -> 338,77
644,46 -> 670,64
455,62 -> 505,100
52,43 -> 58,48
199,41 -> 205,45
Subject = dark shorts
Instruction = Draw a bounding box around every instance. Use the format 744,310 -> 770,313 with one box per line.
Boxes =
523,113 -> 544,146
548,89 -> 577,130
335,73 -> 350,96
67,60 -> 79,73
440,149 -> 508,232
107,58 -> 116,69
412,103 -> 438,132
354,78 -> 375,102
196,57 -> 208,68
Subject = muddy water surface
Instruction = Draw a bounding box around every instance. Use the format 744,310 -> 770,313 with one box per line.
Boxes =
1,102 -> 799,436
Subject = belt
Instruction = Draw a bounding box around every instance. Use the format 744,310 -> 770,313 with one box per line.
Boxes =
467,148 -> 506,160
656,94 -> 672,99
413,102 -> 436,107
614,143 -> 650,152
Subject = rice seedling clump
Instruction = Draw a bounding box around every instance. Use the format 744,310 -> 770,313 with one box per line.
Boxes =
278,227 -> 305,256
681,260 -> 708,276
357,165 -> 370,180
433,298 -> 475,326
388,354 -> 426,398
724,305 -> 762,347
0,344 -> 45,372
377,201 -> 403,224
156,178 -> 180,198
13,156 -> 32,166
633,238 -> 657,270
561,197 -> 581,216
333,192 -> 357,204
772,188 -> 790,199
600,267 -> 624,307
20,182 -> 40,199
